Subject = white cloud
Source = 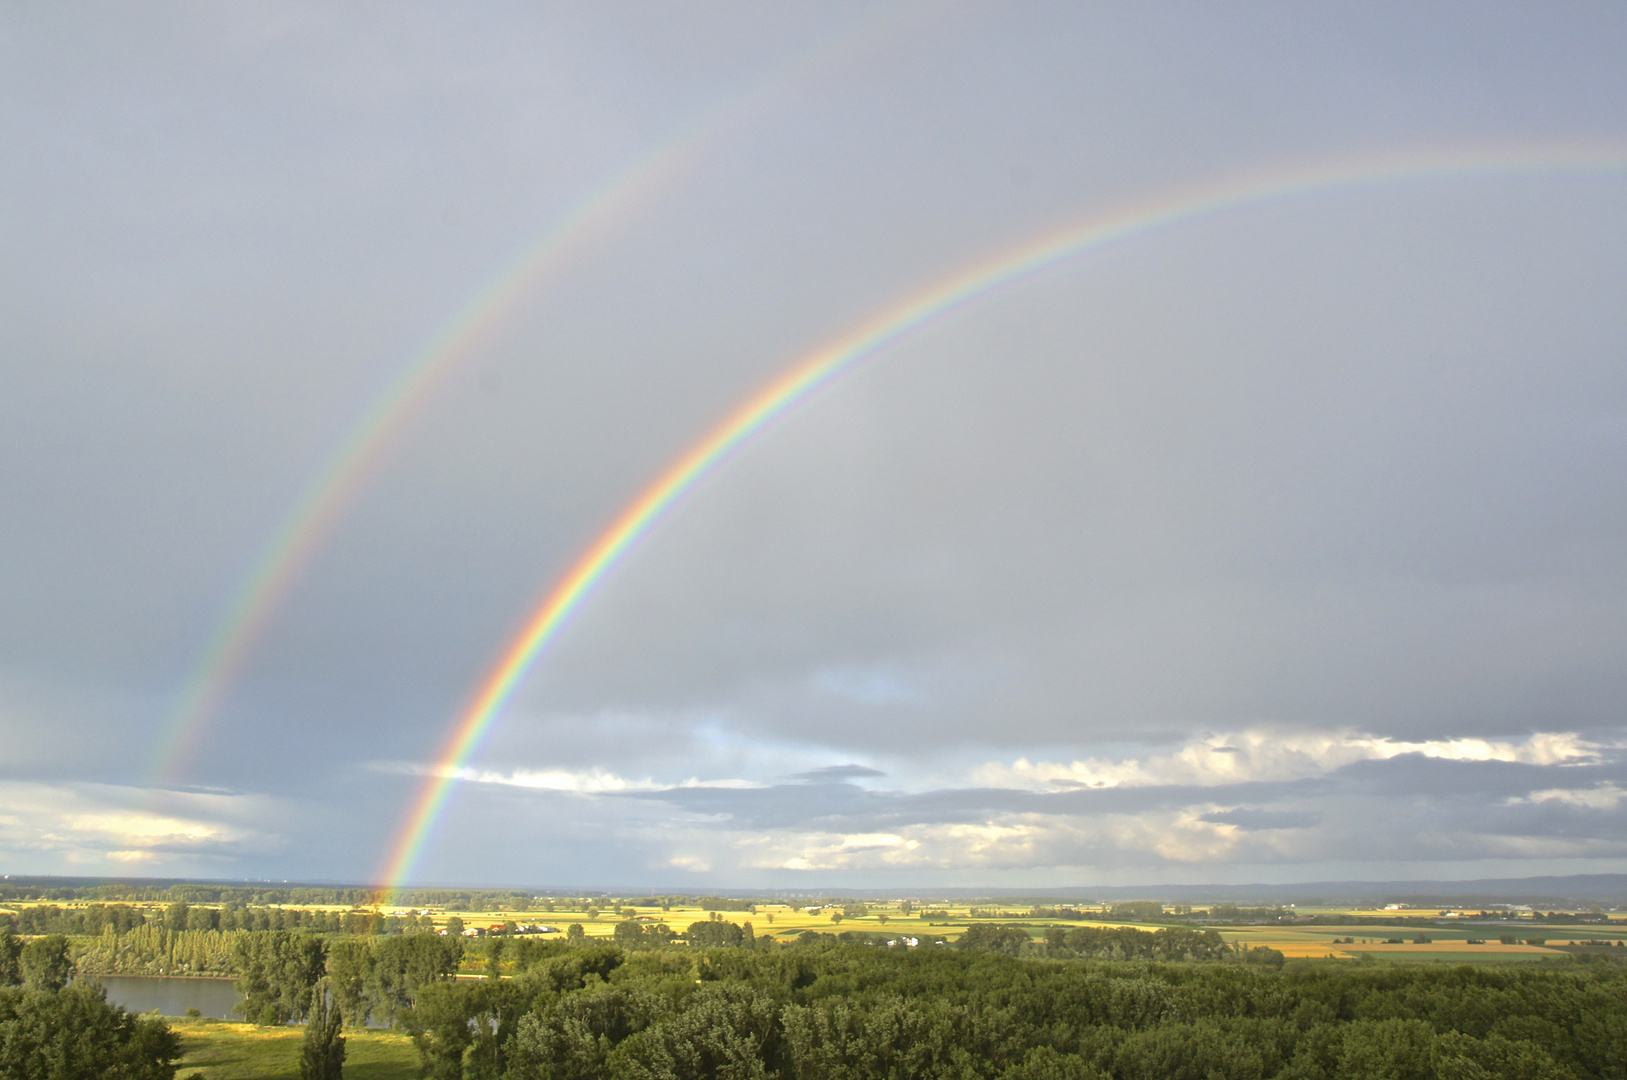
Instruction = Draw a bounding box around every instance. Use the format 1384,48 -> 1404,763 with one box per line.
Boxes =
675,812 -> 1274,873
0,781 -> 278,868
1511,783 -> 1627,810
398,763 -> 768,794
387,725 -> 1627,883
971,730 -> 1601,791
451,766 -> 666,794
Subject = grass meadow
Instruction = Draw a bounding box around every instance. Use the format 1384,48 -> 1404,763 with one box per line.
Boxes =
171,1019 -> 417,1080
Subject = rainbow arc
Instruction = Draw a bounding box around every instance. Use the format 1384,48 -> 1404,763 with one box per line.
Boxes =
376,142 -> 1627,896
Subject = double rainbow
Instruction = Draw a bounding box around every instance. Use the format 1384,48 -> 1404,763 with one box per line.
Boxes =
375,142 -> 1627,894
142,1 -> 932,790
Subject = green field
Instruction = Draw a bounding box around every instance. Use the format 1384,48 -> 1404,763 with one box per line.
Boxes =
172,1019 -> 417,1080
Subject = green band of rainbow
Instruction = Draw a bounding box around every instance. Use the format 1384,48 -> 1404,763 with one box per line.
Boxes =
376,143 -> 1627,893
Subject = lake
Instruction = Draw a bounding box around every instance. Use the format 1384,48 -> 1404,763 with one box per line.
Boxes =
88,974 -> 242,1019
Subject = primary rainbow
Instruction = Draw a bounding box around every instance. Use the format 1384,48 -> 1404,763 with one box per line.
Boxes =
376,142 -> 1627,894
142,2 -> 932,790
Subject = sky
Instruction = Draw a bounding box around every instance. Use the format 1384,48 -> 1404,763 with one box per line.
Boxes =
2,1 -> 1626,891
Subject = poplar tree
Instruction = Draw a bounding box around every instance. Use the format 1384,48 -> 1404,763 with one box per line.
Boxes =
299,977 -> 345,1080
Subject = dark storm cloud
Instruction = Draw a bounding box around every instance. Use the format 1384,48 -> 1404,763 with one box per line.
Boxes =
791,764 -> 887,782
1322,754 -> 1627,801
1199,808 -> 1322,831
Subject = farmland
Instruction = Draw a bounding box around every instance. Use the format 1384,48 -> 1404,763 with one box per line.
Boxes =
7,891 -> 1625,971
350,898 -> 1627,967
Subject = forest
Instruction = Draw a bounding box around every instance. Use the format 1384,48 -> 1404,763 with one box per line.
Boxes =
6,904 -> 1627,1079
0,931 -> 180,1079
253,929 -> 1627,1080
8,917 -> 1626,1079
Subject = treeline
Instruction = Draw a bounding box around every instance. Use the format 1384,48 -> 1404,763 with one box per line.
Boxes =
0,882 -> 381,905
393,940 -> 1627,1079
1191,907 -> 1618,926
1,903 -> 148,936
382,889 -> 536,909
959,924 -> 1240,963
0,881 -> 534,909
147,902 -> 435,935
2,900 -> 437,938
78,925 -> 240,976
234,931 -> 465,1026
695,895 -> 759,911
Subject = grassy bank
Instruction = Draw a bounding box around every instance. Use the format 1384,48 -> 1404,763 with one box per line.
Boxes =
172,1019 -> 417,1080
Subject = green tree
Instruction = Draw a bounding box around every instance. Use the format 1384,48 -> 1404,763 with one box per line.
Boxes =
957,924 -> 1030,956
566,923 -> 586,946
20,935 -> 72,991
365,933 -> 462,1028
0,983 -> 180,1080
325,938 -> 374,1028
299,978 -> 346,1080
686,920 -> 745,948
444,916 -> 464,936
613,982 -> 781,1080
0,930 -> 24,988
1239,943 -> 1286,968
0,933 -> 20,987
232,931 -> 325,1025
408,979 -> 521,1080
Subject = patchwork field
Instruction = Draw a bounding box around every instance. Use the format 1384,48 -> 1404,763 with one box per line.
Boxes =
1211,919 -> 1627,963
425,902 -> 1626,968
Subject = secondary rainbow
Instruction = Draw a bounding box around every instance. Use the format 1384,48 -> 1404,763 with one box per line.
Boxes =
376,142 -> 1627,894
142,1 -> 933,790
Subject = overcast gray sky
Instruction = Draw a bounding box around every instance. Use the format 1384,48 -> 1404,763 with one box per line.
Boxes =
3,1 -> 1626,889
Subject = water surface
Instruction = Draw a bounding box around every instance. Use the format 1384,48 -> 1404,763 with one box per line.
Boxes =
90,974 -> 241,1019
